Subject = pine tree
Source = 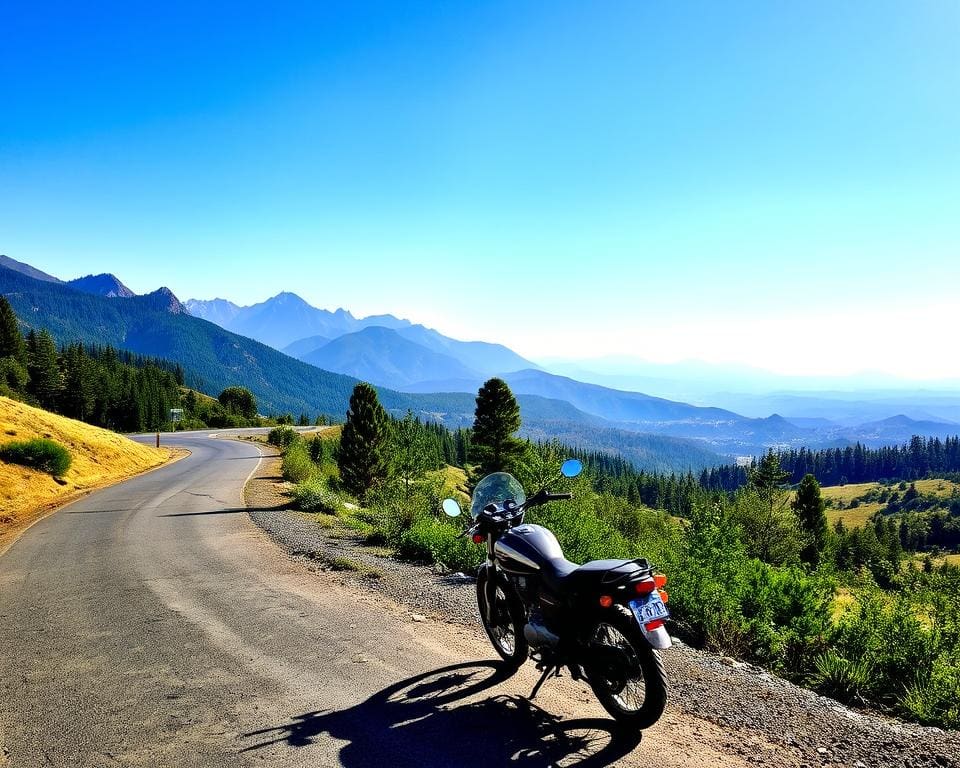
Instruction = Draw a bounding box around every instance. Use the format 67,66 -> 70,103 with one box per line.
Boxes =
751,450 -> 790,493
469,377 -> 526,480
793,473 -> 828,566
26,329 -> 61,410
337,383 -> 390,500
390,410 -> 435,498
0,297 -> 25,363
61,343 -> 94,420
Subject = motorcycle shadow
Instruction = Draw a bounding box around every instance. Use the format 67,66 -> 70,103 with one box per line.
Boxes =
240,661 -> 642,767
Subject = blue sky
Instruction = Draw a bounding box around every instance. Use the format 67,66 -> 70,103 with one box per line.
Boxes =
1,2 -> 958,378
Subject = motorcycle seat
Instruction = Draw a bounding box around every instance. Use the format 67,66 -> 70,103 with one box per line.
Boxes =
541,558 -> 647,597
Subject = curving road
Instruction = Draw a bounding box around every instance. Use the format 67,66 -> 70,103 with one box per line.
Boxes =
0,432 -> 751,768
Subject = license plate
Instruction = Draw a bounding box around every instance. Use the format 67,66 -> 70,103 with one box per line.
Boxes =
629,593 -> 670,626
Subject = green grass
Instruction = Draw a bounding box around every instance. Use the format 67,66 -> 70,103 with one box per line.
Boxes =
0,438 -> 72,477
326,556 -> 382,578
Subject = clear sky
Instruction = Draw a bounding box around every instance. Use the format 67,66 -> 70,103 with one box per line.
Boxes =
2,2 -> 958,379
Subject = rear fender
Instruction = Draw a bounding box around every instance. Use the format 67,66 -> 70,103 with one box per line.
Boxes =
640,623 -> 672,650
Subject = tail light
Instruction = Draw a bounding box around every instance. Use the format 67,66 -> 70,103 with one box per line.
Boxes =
645,619 -> 665,631
635,579 -> 655,595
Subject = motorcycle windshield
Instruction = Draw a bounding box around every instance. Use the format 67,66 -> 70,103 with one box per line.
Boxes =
470,472 -> 526,519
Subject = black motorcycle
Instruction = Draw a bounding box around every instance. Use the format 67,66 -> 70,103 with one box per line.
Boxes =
442,459 -> 670,730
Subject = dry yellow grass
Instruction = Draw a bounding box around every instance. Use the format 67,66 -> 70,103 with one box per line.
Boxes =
429,465 -> 470,504
827,502 -> 884,529
815,478 -> 960,529
0,397 -> 178,553
908,552 -> 960,569
819,482 -> 879,505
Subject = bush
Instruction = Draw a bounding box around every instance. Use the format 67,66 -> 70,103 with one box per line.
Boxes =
0,438 -> 72,476
810,651 -> 874,705
282,438 -> 314,483
294,476 -> 344,514
397,514 -> 484,572
268,426 -> 297,448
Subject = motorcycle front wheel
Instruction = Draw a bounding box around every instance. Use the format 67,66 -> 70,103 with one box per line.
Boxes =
584,607 -> 667,730
476,566 -> 528,670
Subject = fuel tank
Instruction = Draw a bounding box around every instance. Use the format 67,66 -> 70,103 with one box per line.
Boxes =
494,524 -> 564,576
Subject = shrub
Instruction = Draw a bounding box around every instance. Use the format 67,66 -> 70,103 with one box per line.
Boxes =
810,651 -> 874,705
899,658 -> 960,728
0,438 -> 72,476
294,476 -> 344,514
282,438 -> 314,483
268,426 -> 297,448
397,514 -> 484,572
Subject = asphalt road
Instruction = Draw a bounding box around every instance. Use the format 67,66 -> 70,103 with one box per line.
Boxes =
0,433 -> 751,768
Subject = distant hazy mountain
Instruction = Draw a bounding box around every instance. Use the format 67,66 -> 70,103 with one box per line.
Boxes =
401,368 -> 819,454
67,273 -> 135,298
282,334 -> 330,359
707,391 -> 960,426
393,325 -> 535,376
186,291 -> 413,350
302,326 -> 481,387
184,298 -> 242,327
188,290 -> 538,378
839,415 -> 960,446
0,254 -> 62,283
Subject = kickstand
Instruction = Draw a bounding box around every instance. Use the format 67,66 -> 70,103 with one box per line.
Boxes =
529,664 -> 560,699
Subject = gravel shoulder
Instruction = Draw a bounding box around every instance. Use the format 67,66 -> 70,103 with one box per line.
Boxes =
244,449 -> 960,768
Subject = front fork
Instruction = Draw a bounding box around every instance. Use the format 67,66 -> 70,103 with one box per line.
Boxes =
481,545 -> 499,625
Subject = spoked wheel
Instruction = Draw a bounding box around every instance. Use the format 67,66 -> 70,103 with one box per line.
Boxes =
476,567 -> 528,670
585,607 -> 667,730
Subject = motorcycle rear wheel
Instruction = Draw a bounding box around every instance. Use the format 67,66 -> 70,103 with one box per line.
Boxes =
585,607 -> 667,730
476,567 -> 528,670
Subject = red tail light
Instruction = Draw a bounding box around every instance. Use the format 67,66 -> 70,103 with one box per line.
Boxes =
472,534 -> 484,544
635,579 -> 655,595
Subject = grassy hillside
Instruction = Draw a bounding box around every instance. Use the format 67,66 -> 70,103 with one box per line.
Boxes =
818,478 -> 960,528
0,397 -> 174,552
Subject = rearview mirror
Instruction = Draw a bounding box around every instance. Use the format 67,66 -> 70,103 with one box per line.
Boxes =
442,498 -> 462,518
560,459 -> 583,478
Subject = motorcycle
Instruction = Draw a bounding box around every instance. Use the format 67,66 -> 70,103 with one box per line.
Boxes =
441,459 -> 671,730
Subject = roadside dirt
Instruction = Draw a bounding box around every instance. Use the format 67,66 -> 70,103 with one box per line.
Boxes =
243,453 -> 960,768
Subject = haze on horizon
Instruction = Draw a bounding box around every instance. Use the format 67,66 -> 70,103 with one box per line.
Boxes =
2,2 -> 957,381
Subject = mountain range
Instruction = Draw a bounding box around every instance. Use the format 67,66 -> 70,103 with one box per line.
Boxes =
3,253 -> 958,464
0,258 -> 723,472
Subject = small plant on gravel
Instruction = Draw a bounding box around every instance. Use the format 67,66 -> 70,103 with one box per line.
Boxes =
809,651 -> 874,705
0,438 -> 72,477
294,476 -> 344,514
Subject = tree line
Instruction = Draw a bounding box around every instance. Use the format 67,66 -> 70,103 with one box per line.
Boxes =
0,297 -> 269,432
702,437 -> 960,493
